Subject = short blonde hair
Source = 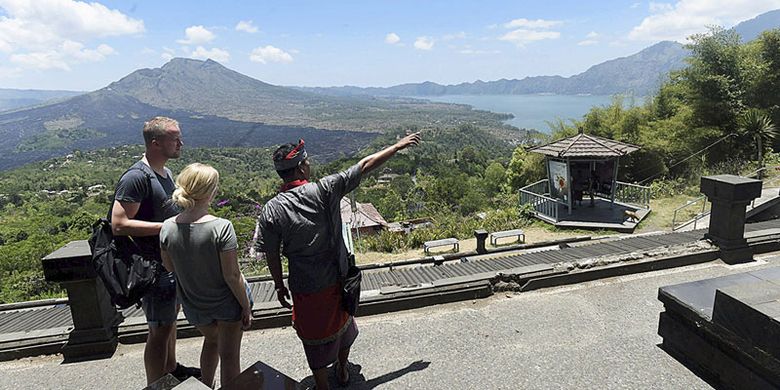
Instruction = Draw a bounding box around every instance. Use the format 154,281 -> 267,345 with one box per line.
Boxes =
143,116 -> 179,145
172,163 -> 219,209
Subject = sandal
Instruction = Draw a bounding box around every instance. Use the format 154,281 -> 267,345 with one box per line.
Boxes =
334,361 -> 350,386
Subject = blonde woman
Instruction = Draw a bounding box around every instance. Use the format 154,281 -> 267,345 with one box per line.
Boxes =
160,163 -> 252,387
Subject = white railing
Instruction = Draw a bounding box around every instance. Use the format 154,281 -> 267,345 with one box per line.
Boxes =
520,179 -> 560,222
672,195 -> 709,231
614,181 -> 651,209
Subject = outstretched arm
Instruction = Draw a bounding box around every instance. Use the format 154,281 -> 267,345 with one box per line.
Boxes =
358,132 -> 421,175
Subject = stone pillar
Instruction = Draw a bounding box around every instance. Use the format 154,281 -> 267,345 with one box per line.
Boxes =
700,175 -> 762,264
474,230 -> 488,254
42,240 -> 122,362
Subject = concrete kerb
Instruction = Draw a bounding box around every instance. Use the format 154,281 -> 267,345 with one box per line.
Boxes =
519,233 -> 780,293
520,249 -> 722,292
10,230 -> 780,361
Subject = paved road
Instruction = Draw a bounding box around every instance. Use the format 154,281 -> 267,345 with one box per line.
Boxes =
5,254 -> 779,389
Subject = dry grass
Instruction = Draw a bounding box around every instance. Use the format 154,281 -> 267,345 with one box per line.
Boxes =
636,194 -> 708,233
353,226 -> 592,265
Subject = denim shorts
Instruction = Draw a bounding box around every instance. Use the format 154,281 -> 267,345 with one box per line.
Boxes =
141,271 -> 178,327
182,281 -> 254,327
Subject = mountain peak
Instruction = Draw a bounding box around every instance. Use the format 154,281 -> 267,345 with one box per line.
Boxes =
734,9 -> 780,42
160,57 -> 226,71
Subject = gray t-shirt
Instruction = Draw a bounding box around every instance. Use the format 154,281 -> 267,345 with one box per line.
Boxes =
258,164 -> 362,294
160,218 -> 238,314
113,161 -> 180,260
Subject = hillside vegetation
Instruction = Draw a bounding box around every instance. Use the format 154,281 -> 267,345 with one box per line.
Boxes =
1,28 -> 779,304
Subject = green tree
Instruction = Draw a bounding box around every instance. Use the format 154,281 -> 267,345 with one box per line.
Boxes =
739,109 -> 778,178
505,146 -> 545,191
483,162 -> 506,196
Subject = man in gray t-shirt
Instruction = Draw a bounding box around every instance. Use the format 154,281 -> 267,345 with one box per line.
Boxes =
110,116 -> 198,385
258,133 -> 421,389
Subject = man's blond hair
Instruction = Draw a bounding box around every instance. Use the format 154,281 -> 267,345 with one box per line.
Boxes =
143,116 -> 179,145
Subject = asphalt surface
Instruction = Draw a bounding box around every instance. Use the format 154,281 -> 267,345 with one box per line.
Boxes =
4,254 -> 779,389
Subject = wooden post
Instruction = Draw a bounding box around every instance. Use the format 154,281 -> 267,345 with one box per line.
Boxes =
611,157 -> 619,206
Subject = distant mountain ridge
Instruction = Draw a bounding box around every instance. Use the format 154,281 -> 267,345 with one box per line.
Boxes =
734,9 -> 780,42
301,41 -> 689,97
301,9 -> 780,98
0,58 -> 514,171
0,88 -> 83,112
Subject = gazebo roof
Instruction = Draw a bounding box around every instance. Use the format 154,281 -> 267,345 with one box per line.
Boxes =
529,133 -> 640,158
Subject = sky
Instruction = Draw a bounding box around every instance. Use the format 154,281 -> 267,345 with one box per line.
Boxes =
0,0 -> 779,91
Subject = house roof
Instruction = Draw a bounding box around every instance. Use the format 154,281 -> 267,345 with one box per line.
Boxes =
529,133 -> 640,158
340,198 -> 388,228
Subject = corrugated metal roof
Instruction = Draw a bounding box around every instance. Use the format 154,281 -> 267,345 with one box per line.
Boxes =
530,133 -> 640,158
10,219 -> 780,344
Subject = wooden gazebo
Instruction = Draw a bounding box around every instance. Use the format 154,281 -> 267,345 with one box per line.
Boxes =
520,132 -> 650,231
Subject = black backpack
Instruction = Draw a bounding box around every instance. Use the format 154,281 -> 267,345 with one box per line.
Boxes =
88,166 -> 160,309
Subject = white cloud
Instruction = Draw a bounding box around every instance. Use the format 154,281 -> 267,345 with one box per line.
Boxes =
9,40 -> 115,70
161,46 -> 176,61
414,36 -> 434,50
442,31 -> 467,41
649,2 -> 674,12
504,18 -> 562,29
385,32 -> 400,44
10,51 -> 69,70
249,45 -> 293,64
177,25 -> 215,45
190,46 -> 229,63
498,17 -> 562,47
499,29 -> 560,46
0,0 -> 142,70
458,48 -> 500,55
0,66 -> 22,79
235,20 -> 258,33
578,31 -> 600,45
629,0 -> 780,42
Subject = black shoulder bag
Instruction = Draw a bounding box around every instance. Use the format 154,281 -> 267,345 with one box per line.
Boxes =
88,166 -> 160,309
319,183 -> 362,316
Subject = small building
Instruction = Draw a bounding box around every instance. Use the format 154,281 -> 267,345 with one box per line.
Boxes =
340,198 -> 388,236
520,131 -> 651,232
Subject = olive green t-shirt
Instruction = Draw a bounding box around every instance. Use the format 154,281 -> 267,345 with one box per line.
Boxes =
160,217 -> 238,314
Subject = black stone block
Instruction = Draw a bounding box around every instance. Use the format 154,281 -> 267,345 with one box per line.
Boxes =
659,272 -> 764,320
713,282 -> 780,358
658,311 -> 778,390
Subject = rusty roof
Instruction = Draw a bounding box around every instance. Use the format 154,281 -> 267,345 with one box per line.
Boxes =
529,133 -> 640,158
340,198 -> 388,228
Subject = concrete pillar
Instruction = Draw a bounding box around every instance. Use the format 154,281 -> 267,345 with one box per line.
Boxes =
474,230 -> 488,254
41,240 -> 122,362
700,175 -> 763,264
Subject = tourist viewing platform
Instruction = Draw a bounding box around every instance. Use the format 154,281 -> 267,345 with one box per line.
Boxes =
4,173 -> 780,388
2,3 -> 780,389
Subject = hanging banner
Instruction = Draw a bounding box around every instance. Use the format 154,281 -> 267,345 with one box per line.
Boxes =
548,160 -> 568,200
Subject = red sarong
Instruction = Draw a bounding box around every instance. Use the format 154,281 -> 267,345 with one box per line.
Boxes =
292,283 -> 350,343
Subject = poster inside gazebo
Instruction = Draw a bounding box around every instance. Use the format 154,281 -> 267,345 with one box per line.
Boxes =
548,160 -> 568,200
